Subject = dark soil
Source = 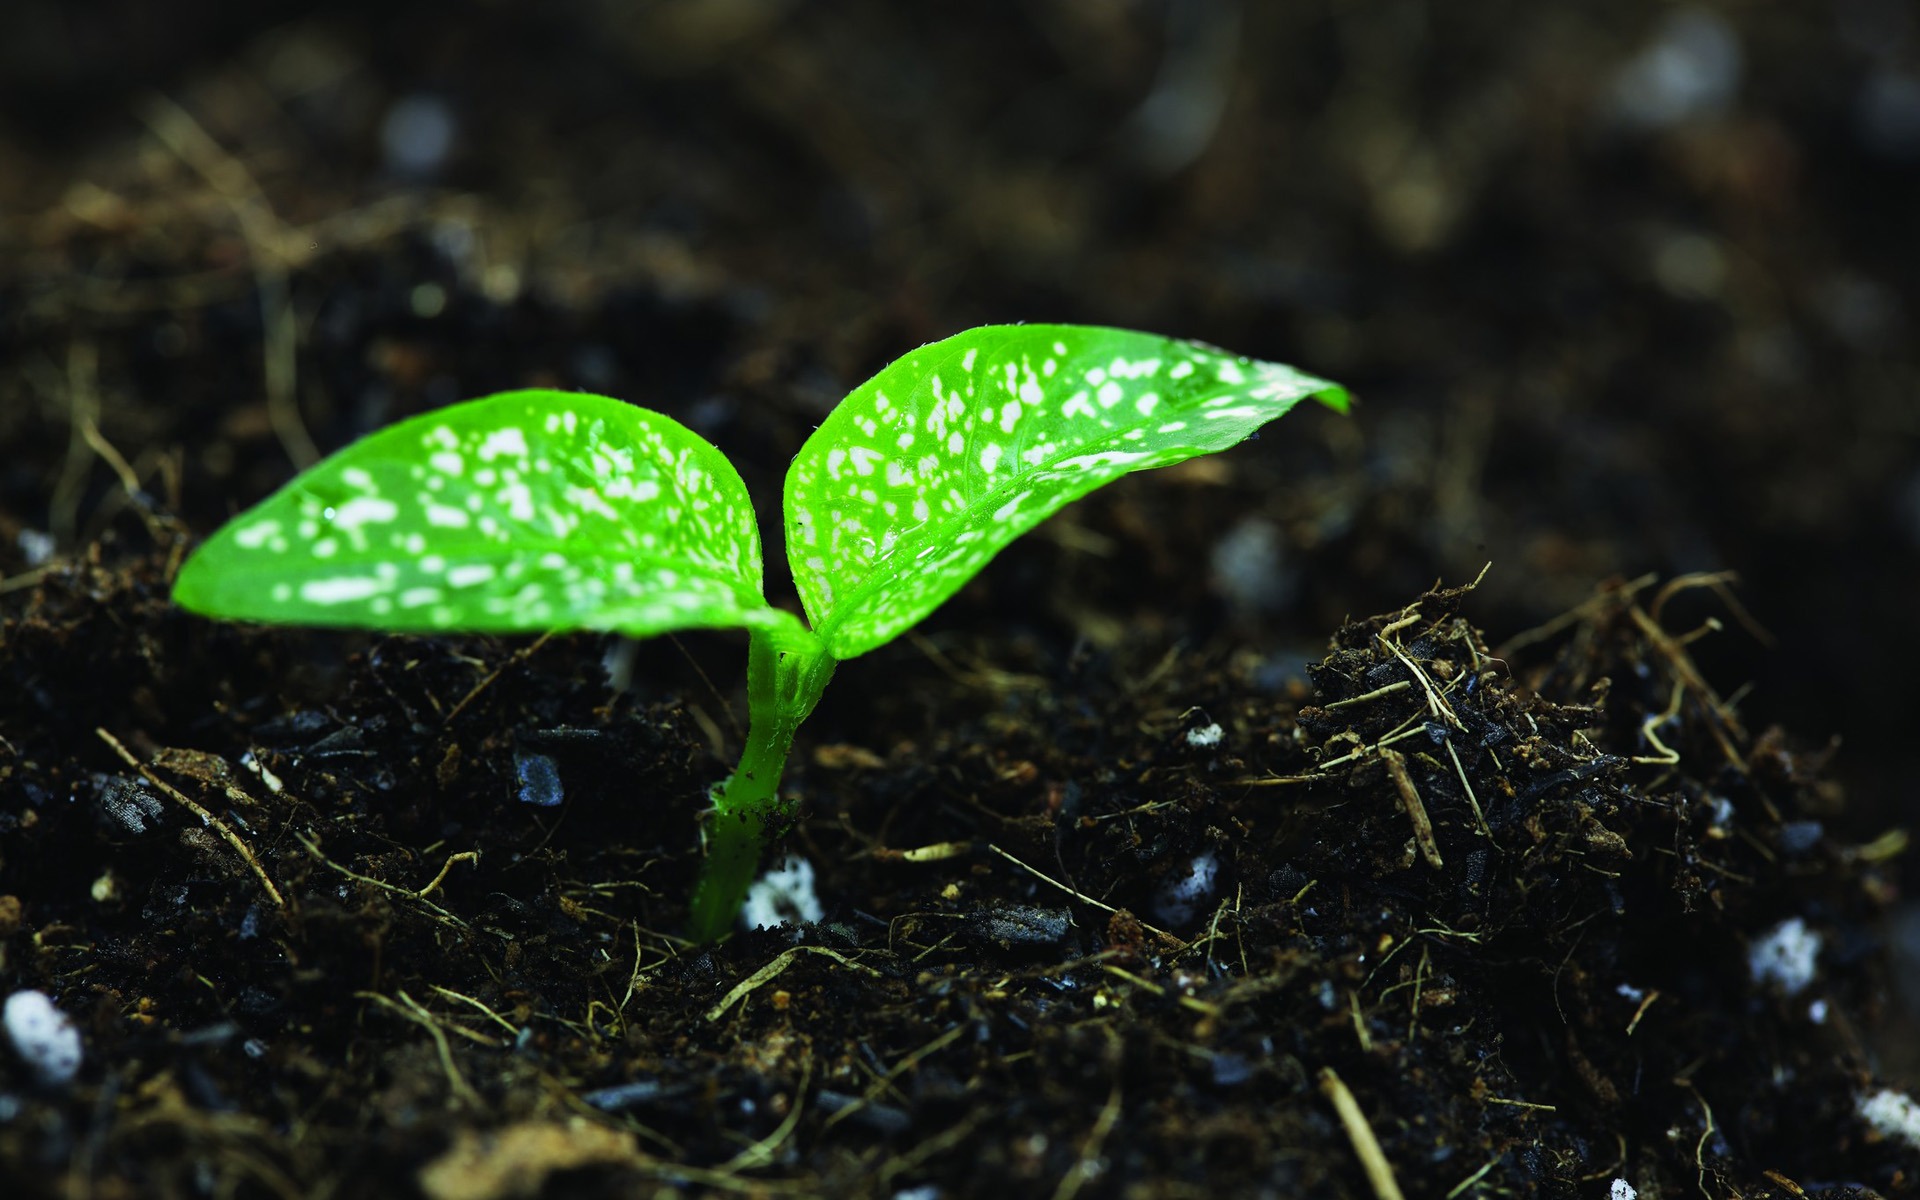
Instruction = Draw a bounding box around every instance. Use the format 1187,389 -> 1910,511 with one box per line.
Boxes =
3,3 -> 1918,1197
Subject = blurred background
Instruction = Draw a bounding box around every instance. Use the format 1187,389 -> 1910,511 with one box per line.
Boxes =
1,1 -> 1915,890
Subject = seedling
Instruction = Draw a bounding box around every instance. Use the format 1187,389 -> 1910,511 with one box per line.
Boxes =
173,324 -> 1346,940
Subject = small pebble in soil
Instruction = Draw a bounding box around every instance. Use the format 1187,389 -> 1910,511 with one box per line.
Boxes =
512,747 -> 564,808
93,774 -> 164,835
1776,820 -> 1824,856
1184,722 -> 1224,748
380,94 -> 457,177
581,1079 -> 671,1113
1857,1088 -> 1920,1151
1152,852 -> 1221,926
1708,794 -> 1735,830
741,855 -> 823,929
16,528 -> 54,567
4,990 -> 83,1087
1604,7 -> 1742,129
1209,1053 -> 1254,1087
967,904 -> 1071,948
1748,916 -> 1822,995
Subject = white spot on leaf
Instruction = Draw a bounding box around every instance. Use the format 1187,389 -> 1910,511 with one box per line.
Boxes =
330,497 -> 398,531
447,564 -> 497,588
300,577 -> 384,604
478,427 -> 529,460
234,520 -> 280,549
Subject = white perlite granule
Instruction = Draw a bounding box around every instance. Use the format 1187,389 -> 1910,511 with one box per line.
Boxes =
1185,723 -> 1224,748
4,990 -> 83,1087
1610,1180 -> 1638,1200
1859,1088 -> 1920,1150
1748,916 -> 1822,995
741,855 -> 824,929
1151,852 -> 1221,926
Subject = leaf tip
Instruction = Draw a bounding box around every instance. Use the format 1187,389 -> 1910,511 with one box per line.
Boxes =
1312,385 -> 1353,416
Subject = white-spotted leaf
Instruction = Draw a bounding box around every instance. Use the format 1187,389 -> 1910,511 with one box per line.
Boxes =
784,325 -> 1346,658
174,390 -> 793,639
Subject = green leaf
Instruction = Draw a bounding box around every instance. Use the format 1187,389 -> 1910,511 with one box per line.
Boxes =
785,324 -> 1346,659
174,390 -> 793,639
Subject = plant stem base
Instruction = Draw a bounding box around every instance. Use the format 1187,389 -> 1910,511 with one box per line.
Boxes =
685,623 -> 835,942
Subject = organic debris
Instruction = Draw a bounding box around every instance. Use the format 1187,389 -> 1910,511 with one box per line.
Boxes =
0,564 -> 1906,1196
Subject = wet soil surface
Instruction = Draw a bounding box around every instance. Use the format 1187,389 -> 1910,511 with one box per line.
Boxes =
3,2 -> 1919,1197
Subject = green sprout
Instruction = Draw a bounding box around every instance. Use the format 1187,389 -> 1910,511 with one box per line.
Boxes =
173,324 -> 1346,941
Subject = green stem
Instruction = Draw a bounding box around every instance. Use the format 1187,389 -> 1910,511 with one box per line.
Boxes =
686,622 -> 836,942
